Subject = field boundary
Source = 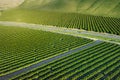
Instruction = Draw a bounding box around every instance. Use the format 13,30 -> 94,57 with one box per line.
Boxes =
0,21 -> 120,45
0,40 -> 103,80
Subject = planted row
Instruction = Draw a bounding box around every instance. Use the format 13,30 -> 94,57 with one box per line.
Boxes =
11,42 -> 120,80
0,25 -> 92,75
0,9 -> 120,35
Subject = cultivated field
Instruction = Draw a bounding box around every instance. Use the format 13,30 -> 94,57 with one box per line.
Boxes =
0,25 -> 92,76
0,0 -> 120,80
11,42 -> 120,80
0,9 -> 120,35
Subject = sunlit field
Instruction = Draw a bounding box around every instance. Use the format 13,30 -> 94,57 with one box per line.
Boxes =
0,0 -> 120,80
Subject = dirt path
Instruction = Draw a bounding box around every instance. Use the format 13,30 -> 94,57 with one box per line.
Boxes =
0,21 -> 120,45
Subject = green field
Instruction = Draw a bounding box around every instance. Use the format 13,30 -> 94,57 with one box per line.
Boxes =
0,0 -> 120,79
0,9 -> 120,35
11,42 -> 120,80
20,0 -> 120,17
0,25 -> 92,76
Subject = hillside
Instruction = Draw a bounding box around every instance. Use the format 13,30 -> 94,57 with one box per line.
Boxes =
19,0 -> 120,18
0,0 -> 120,35
0,0 -> 120,79
0,0 -> 24,10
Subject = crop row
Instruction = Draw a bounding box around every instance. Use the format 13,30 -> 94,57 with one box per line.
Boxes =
0,9 -> 120,35
11,42 -> 120,80
0,26 -> 92,75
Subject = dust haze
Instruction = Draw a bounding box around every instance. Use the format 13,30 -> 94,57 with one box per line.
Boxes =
0,0 -> 24,9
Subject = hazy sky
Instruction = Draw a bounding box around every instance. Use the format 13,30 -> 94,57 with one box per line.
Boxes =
0,0 -> 24,9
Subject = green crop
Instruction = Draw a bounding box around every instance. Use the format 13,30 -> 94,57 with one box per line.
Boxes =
0,9 -> 120,35
0,25 -> 92,76
11,42 -> 120,80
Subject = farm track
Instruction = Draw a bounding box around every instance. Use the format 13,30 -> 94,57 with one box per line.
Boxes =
0,21 -> 120,45
0,40 -> 102,80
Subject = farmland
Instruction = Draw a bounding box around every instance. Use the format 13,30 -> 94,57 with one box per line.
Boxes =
0,25 -> 92,76
0,9 -> 120,35
0,0 -> 120,80
11,42 -> 120,80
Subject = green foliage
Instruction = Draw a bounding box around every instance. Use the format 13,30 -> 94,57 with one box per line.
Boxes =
0,25 -> 92,75
11,42 -> 120,80
0,9 -> 120,35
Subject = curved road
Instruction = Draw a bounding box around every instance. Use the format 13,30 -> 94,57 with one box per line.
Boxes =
0,21 -> 119,80
0,21 -> 120,45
